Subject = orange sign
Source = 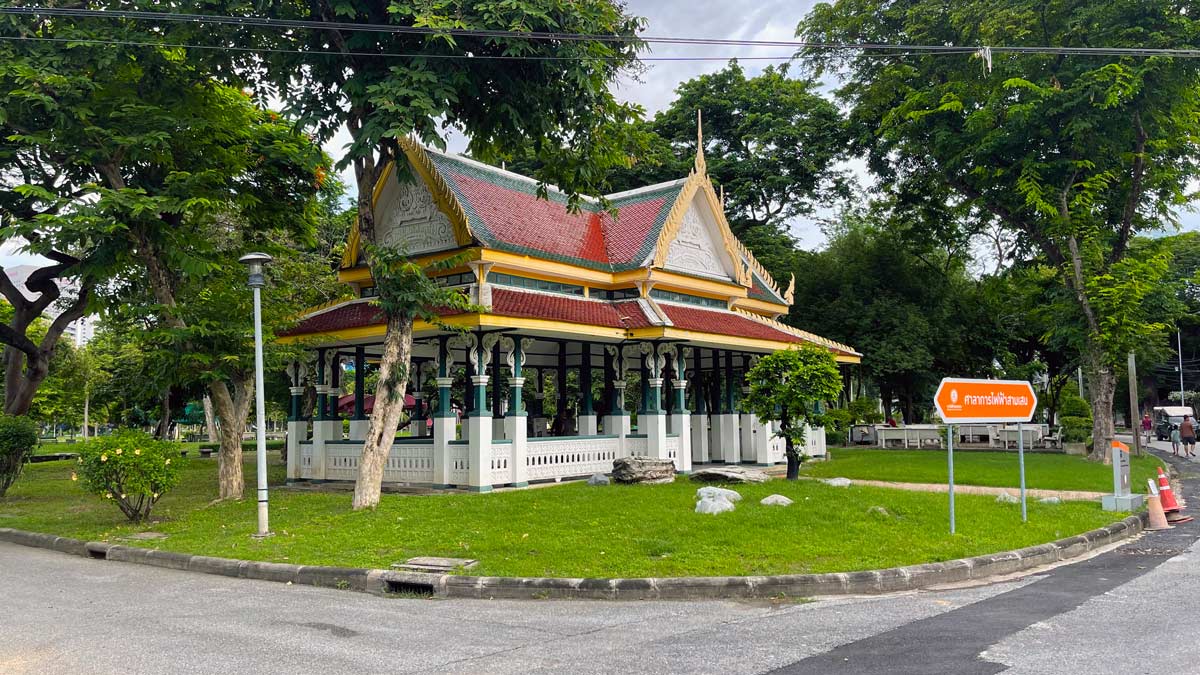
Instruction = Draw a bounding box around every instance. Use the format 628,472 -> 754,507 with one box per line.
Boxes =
934,378 -> 1038,423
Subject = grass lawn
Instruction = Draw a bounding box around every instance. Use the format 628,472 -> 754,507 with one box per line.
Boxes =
0,453 -> 1133,578
802,449 -> 1164,494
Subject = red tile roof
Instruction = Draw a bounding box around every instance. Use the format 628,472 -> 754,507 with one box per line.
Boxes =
660,303 -> 804,343
280,291 -> 655,338
278,301 -> 383,337
488,289 -> 652,329
429,152 -> 682,271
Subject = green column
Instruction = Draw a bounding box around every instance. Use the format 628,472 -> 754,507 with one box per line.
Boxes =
328,354 -> 342,420
663,353 -> 675,414
315,349 -> 328,421
710,349 -> 723,415
353,347 -> 366,420
723,350 -> 735,413
509,338 -> 525,416
289,360 -> 302,421
491,342 -> 503,418
580,343 -> 594,416
473,337 -> 489,415
435,336 -> 453,418
639,354 -> 650,415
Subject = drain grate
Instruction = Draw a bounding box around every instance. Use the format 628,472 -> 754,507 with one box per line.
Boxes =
1118,547 -> 1184,556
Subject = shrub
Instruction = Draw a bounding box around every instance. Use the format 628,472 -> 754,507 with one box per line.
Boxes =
0,414 -> 39,497
820,408 -> 854,435
1060,415 -> 1093,444
848,397 -> 884,424
75,431 -> 183,522
1059,392 -> 1092,419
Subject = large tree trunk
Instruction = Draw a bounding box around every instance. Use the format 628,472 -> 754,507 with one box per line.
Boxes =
352,312 -> 413,509
209,376 -> 253,500
202,395 -> 217,443
156,388 -> 171,440
1086,357 -> 1117,463
82,391 -> 90,440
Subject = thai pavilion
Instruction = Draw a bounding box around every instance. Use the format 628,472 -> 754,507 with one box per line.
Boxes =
278,136 -> 860,491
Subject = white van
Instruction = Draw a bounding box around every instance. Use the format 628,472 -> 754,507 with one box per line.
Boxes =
1153,406 -> 1195,440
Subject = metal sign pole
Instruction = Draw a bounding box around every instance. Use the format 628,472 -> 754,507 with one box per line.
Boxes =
948,423 -> 956,535
1017,422 -> 1027,522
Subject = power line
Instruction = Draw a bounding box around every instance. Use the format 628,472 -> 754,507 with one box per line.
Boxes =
5,6 -> 1200,59
0,35 -> 803,62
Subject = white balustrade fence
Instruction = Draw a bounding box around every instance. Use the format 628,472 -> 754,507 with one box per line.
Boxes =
299,443 -> 314,478
491,441 -> 513,485
326,442 -> 363,481
448,443 -> 469,485
626,435 -> 648,457
385,441 -> 435,483
526,436 -> 621,481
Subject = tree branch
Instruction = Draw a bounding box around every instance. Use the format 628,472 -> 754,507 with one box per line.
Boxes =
1112,110 -> 1147,263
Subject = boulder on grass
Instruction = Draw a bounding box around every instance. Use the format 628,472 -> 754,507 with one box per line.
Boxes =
697,486 -> 742,503
587,473 -> 610,486
612,457 -> 676,484
1038,496 -> 1061,505
995,492 -> 1019,504
820,477 -> 852,488
689,466 -> 769,484
695,496 -> 736,515
760,494 -> 793,507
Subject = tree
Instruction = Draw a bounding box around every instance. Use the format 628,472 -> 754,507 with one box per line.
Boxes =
1,9 -> 328,497
245,0 -> 648,509
800,0 -> 1200,460
790,209 -> 1006,422
743,345 -> 843,480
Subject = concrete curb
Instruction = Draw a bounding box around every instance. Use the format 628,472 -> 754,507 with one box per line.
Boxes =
0,512 -> 1147,600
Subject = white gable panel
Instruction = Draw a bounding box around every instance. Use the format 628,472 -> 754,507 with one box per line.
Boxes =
374,164 -> 457,255
663,196 -> 737,281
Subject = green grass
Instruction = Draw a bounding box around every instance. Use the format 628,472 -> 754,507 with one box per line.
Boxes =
803,449 -> 1164,493
0,453 -> 1134,578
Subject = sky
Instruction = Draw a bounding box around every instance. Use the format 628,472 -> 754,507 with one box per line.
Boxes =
4,0 -> 1197,268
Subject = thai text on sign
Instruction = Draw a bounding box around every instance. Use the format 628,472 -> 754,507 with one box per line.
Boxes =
934,378 -> 1038,424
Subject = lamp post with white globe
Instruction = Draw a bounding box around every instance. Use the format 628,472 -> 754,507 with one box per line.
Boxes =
239,252 -> 273,537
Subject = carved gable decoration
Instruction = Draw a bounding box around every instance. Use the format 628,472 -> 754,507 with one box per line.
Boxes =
663,197 -> 737,281
374,164 -> 458,255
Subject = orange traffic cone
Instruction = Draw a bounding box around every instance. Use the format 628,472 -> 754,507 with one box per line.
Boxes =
1157,467 -> 1181,512
1146,480 -> 1173,530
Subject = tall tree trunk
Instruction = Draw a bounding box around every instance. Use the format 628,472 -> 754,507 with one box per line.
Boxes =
202,395 -> 217,443
1086,357 -> 1117,463
82,391 -> 90,440
156,389 -> 171,440
353,313 -> 413,509
209,376 -> 253,500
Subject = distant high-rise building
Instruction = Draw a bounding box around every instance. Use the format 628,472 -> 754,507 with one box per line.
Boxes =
3,264 -> 98,346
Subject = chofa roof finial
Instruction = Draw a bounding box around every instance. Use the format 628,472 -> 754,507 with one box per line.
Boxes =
694,108 -> 706,175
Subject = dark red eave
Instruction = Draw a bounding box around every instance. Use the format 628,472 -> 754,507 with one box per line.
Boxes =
659,304 -> 804,344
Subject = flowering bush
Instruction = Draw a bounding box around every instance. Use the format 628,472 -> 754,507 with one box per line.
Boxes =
0,414 -> 39,497
75,431 -> 182,522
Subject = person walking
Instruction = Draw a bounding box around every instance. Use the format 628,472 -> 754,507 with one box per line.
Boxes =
1142,413 -> 1153,446
1171,423 -> 1182,457
1181,415 -> 1197,458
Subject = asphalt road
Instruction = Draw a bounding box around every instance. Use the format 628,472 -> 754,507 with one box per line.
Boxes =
2,443 -> 1197,675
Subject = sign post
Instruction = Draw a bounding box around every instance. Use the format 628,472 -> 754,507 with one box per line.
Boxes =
935,378 -> 1038,533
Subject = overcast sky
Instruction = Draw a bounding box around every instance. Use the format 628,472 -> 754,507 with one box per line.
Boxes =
4,1 -> 1195,269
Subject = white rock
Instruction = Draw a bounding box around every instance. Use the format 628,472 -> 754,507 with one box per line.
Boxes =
689,466 -> 770,484
995,492 -> 1019,504
1038,496 -> 1061,505
586,473 -> 610,486
697,486 -> 742,503
695,496 -> 736,515
760,494 -> 793,507
821,477 -> 852,488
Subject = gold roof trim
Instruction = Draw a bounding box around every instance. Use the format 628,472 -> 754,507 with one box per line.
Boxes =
731,307 -> 861,357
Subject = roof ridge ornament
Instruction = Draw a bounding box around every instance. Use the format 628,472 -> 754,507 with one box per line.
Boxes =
693,109 -> 706,176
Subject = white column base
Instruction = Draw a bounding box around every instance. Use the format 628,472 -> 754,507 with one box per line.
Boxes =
691,414 -> 710,464
578,414 -> 598,436
671,413 -> 692,472
349,419 -> 370,441
432,416 -> 455,487
505,415 -> 528,486
467,412 -> 493,491
753,415 -> 772,464
739,413 -> 755,463
711,414 -> 739,464
310,420 -> 341,480
603,414 -> 630,437
643,413 -> 669,462
286,420 -> 307,479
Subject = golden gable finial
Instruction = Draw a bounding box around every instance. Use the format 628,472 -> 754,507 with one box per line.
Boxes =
694,109 -> 706,175
785,273 -> 796,305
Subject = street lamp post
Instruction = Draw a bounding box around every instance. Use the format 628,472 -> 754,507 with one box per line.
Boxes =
240,252 -> 273,538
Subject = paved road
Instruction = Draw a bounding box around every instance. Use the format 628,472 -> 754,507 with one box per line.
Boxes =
2,445 -> 1197,674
